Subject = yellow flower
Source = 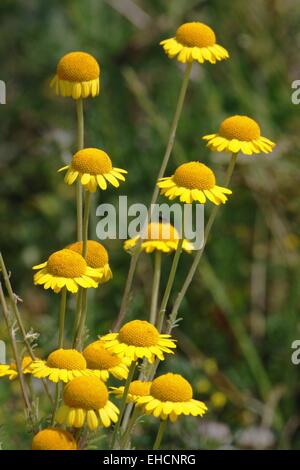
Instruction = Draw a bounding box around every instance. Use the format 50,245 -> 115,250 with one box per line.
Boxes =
124,221 -> 194,254
67,240 -> 112,283
203,115 -> 276,155
32,428 -> 77,450
59,148 -> 127,193
33,249 -> 101,294
111,380 -> 152,403
160,22 -> 229,64
0,356 -> 33,380
82,341 -> 129,381
29,349 -> 98,383
136,373 -> 207,422
210,391 -> 227,409
157,162 -> 232,204
100,320 -> 176,364
50,51 -> 100,99
56,376 -> 119,430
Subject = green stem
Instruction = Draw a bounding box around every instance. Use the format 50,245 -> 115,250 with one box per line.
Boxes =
73,289 -> 88,351
149,251 -> 162,324
111,361 -> 136,449
82,191 -> 91,258
76,98 -> 84,241
73,288 -> 83,345
51,383 -> 61,425
58,287 -> 67,348
153,420 -> 167,450
120,406 -> 141,449
113,63 -> 193,332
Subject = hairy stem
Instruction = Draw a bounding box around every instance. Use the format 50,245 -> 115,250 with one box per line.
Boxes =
76,98 -> 84,241
153,420 -> 167,450
149,251 -> 162,325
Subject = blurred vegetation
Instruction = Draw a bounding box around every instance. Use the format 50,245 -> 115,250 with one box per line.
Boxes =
0,0 -> 300,450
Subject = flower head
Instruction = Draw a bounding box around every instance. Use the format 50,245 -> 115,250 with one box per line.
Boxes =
203,115 -> 276,155
56,376 -> 119,430
100,320 -> 176,364
111,380 -> 152,403
157,162 -> 232,204
32,428 -> 77,450
67,240 -> 112,283
29,348 -> 98,383
82,340 -> 129,381
59,148 -> 127,193
124,222 -> 193,254
33,248 -> 101,293
136,373 -> 207,422
160,22 -> 229,64
0,356 -> 32,380
51,51 -> 100,99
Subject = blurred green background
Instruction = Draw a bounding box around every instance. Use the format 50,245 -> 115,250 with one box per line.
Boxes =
0,0 -> 300,450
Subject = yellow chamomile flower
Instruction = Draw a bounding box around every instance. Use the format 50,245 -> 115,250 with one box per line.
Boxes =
100,320 -> 176,364
29,349 -> 98,383
157,162 -> 232,205
124,221 -> 194,254
160,22 -> 229,64
136,373 -> 207,422
203,115 -> 276,155
33,249 -> 101,294
67,240 -> 112,283
82,341 -> 129,381
32,428 -> 77,451
59,148 -> 127,193
51,51 -> 100,99
111,380 -> 152,403
56,376 -> 119,430
0,356 -> 32,380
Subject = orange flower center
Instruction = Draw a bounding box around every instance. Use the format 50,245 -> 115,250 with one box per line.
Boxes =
151,373 -> 193,402
47,249 -> 87,278
118,320 -> 160,347
64,376 -> 108,409
173,162 -> 216,190
176,22 -> 216,48
71,148 -> 112,175
67,240 -> 109,268
47,349 -> 87,370
57,51 -> 100,82
32,428 -> 77,451
83,341 -> 121,370
129,380 -> 152,397
219,115 -> 261,141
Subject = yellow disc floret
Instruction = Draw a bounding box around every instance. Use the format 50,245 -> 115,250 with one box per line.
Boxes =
118,320 -> 160,347
173,162 -> 216,190
32,428 -> 77,450
47,249 -> 87,278
83,341 -> 121,370
129,380 -> 152,397
57,52 -> 100,82
176,22 -> 216,48
151,373 -> 193,402
64,376 -> 108,409
68,240 -> 109,268
72,148 -> 112,175
219,116 -> 261,141
47,349 -> 87,370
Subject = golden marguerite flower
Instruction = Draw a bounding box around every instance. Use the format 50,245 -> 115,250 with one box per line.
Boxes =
51,51 -> 100,99
33,249 -> 101,294
203,115 -> 276,155
32,428 -> 76,451
124,222 -> 194,254
56,376 -> 119,430
67,240 -> 112,283
59,148 -> 127,193
29,349 -> 98,383
100,320 -> 176,364
82,340 -> 129,381
135,373 -> 207,422
157,162 -> 232,204
160,22 -> 229,64
111,380 -> 152,403
0,356 -> 33,380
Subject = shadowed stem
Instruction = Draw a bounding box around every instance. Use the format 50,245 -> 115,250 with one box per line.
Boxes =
76,98 -> 84,241
73,289 -> 88,351
149,251 -> 162,324
58,287 -> 67,348
111,360 -> 136,449
153,420 -> 167,450
82,191 -> 91,258
120,406 -> 141,449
